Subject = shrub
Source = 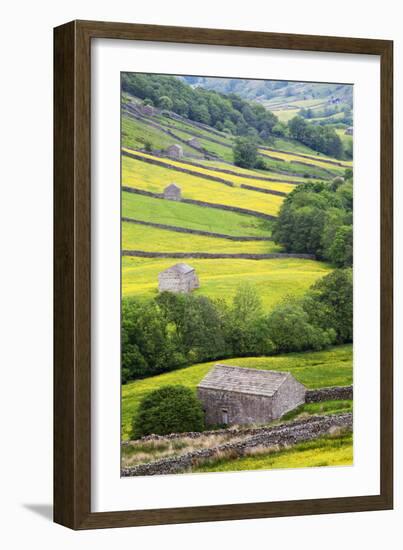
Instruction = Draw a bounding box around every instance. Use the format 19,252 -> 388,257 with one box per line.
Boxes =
132,385 -> 205,438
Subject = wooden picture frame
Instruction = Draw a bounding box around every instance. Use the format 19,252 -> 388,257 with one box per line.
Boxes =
54,20 -> 393,530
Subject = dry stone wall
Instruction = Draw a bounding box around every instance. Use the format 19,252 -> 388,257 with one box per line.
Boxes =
305,385 -> 353,403
122,250 -> 316,260
122,413 -> 353,477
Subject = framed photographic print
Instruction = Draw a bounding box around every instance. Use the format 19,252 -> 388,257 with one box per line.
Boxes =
54,20 -> 393,529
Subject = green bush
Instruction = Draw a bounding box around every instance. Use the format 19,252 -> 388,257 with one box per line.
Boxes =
266,300 -> 335,353
132,385 -> 205,438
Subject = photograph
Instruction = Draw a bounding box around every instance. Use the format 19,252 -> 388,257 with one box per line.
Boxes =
120,73 -> 354,477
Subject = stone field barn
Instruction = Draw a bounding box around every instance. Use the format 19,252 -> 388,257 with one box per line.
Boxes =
163,183 -> 181,201
198,365 -> 306,426
158,263 -> 199,293
166,143 -> 184,159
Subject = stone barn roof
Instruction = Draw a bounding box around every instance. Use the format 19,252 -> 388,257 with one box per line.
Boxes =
164,183 -> 181,193
198,365 -> 291,397
161,263 -> 195,275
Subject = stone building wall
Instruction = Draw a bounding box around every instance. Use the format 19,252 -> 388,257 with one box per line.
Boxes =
197,387 -> 274,426
272,375 -> 306,419
158,270 -> 199,293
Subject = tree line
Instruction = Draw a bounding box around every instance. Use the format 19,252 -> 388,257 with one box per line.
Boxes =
272,176 -> 353,267
122,269 -> 352,384
122,73 -> 278,140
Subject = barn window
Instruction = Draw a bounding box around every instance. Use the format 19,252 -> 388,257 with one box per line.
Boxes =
222,409 -> 229,425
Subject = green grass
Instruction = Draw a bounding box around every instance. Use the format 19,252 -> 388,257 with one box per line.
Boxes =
270,108 -> 300,122
259,150 -> 340,178
155,114 -> 233,143
122,222 -> 282,254
196,158 -> 307,183
121,344 -> 352,439
122,193 -> 273,238
281,400 -> 353,421
192,433 -> 353,472
122,156 -> 284,217
122,256 -> 332,306
122,115 -> 199,157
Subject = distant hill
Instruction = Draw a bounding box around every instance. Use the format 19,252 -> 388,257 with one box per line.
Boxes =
182,77 -> 353,107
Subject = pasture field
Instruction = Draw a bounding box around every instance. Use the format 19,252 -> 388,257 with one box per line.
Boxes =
262,148 -> 352,169
122,222 -> 282,254
192,433 -> 353,472
122,115 -> 199,157
195,158 -> 308,183
259,149 -> 346,175
121,256 -> 332,306
121,344 -> 353,439
122,193 -> 273,238
122,156 -> 284,217
270,137 -> 330,156
257,151 -> 335,179
123,149 -> 296,193
155,114 -> 233,143
269,107 -> 300,122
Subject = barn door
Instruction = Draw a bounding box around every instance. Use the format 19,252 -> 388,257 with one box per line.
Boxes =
222,409 -> 229,425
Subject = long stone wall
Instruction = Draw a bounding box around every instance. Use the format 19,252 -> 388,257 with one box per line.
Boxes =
122,250 -> 316,260
305,386 -> 353,403
121,413 -> 352,477
240,183 -> 287,197
121,217 -> 274,241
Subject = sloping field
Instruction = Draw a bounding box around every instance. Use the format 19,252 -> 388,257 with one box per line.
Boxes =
194,158 -> 307,183
122,221 -> 281,254
122,156 -> 284,217
260,148 -> 351,170
192,432 -> 353,472
122,193 -> 272,238
122,115 -> 200,157
121,344 -> 353,439
122,256 -> 332,306
257,150 -> 334,179
123,149 -> 296,193
155,114 -> 234,144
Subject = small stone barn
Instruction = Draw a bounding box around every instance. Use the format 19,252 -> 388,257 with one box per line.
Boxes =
197,365 -> 306,427
140,103 -> 155,116
163,183 -> 181,201
345,126 -> 353,135
187,137 -> 201,149
167,144 -> 184,159
158,263 -> 199,293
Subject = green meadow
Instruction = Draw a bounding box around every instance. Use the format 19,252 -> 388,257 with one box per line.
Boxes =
122,155 -> 284,217
192,432 -> 353,472
121,344 -> 353,439
122,222 -> 282,254
121,256 -> 332,307
122,192 -> 273,238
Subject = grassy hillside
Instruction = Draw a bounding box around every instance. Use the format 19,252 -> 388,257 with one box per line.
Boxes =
122,193 -> 273,237
122,257 -> 332,306
122,156 -> 284,217
124,150 -> 297,193
122,222 -> 282,254
121,344 -> 353,439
